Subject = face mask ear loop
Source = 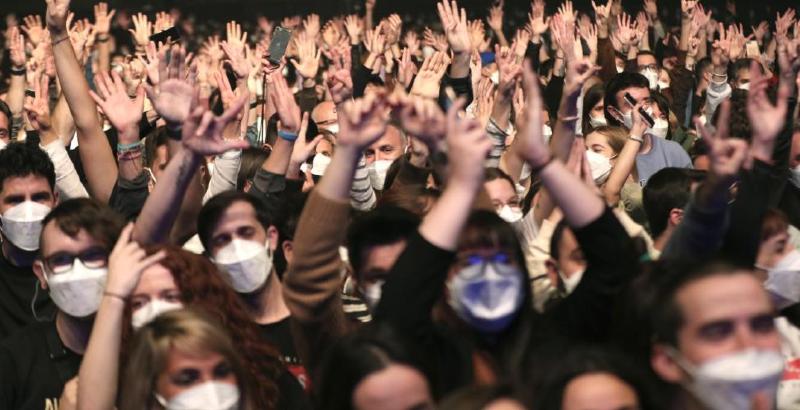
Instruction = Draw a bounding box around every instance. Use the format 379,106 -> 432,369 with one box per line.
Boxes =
30,279 -> 55,322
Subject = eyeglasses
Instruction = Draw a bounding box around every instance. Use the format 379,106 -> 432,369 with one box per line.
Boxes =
638,64 -> 658,72
43,247 -> 109,274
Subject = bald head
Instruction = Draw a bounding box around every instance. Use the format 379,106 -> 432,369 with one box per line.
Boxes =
312,101 -> 338,132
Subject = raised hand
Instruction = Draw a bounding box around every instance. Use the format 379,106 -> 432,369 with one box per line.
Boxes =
391,91 -> 447,141
45,0 -> 70,34
446,98 -> 493,185
144,47 -> 196,126
106,224 -> 166,298
303,14 -> 321,39
181,95 -> 251,156
24,72 -> 53,131
337,91 -> 390,149
344,14 -> 364,45
397,47 -> 419,89
404,31 -> 421,57
423,27 -> 449,52
281,16 -> 301,30
474,78 -> 496,128
322,22 -> 343,50
410,51 -> 451,99
564,58 -> 600,96
93,2 -> 116,36
487,3 -> 504,32
643,0 -> 658,20
22,14 -> 47,45
138,41 -> 167,86
221,37 -> 251,80
695,100 -> 748,178
128,13 -> 152,49
556,0 -> 577,27
591,0 -> 612,28
495,45 -> 522,99
90,70 -> 145,142
681,0 -> 698,21
751,21 -> 768,44
437,0 -> 472,54
225,21 -> 248,53
7,26 -> 26,69
267,71 -> 302,133
202,36 -> 226,63
384,14 -> 403,46
746,60 -> 791,162
528,0 -> 549,41
580,24 -> 598,61
517,60 -> 550,167
291,31 -> 321,79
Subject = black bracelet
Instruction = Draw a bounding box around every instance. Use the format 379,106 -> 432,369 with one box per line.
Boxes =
96,35 -> 110,43
530,156 -> 555,174
10,67 -> 26,76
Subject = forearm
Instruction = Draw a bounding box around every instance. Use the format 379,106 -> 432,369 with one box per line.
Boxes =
97,38 -> 111,73
419,181 -> 480,251
317,145 -> 360,202
118,128 -> 144,182
7,73 -> 25,118
603,137 -> 641,205
449,51 -> 471,80
51,95 -> 76,147
539,160 -> 605,228
490,96 -> 513,131
494,29 -> 509,48
78,297 -> 125,410
132,149 -> 201,245
262,137 -> 294,175
203,150 -> 242,204
42,140 -> 90,200
551,90 -> 580,161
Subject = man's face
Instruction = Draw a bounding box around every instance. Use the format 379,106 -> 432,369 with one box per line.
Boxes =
207,201 -> 275,257
0,175 -> 56,214
0,111 -> 10,144
34,223 -> 107,288
614,86 -> 651,116
735,68 -> 751,89
312,102 -> 338,132
358,240 -> 407,287
365,126 -> 404,165
674,273 -> 779,366
636,54 -> 658,72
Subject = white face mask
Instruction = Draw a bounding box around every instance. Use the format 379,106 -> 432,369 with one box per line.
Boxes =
657,80 -> 670,90
542,124 -> 553,142
738,82 -> 750,91
648,118 -> 669,139
447,259 -> 524,333
616,65 -> 625,74
640,68 -> 659,90
368,159 -> 394,191
559,269 -> 584,295
156,381 -> 240,410
585,150 -> 613,185
676,348 -> 784,410
131,299 -> 184,329
0,139 -> 7,150
497,205 -> 523,223
789,164 -> 800,189
620,109 -> 634,129
323,123 -> 339,135
764,250 -> 800,309
311,154 -> 332,177
422,46 -> 436,59
490,71 -> 500,85
360,280 -> 384,311
589,115 -> 607,128
46,261 -> 107,318
0,201 -> 51,251
214,239 -> 273,294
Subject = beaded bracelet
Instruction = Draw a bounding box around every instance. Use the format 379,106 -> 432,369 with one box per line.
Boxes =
117,140 -> 143,152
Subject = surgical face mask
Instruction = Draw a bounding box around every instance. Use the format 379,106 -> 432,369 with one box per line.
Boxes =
131,299 -> 184,329
789,164 -> 800,189
422,46 -> 436,59
322,123 -> 339,135
657,80 -> 670,90
620,110 -> 634,129
447,257 -> 524,333
497,205 -> 523,223
738,82 -> 750,91
490,70 -> 500,85
0,139 -> 6,150
675,348 -> 784,410
640,68 -> 659,90
156,381 -> 240,410
616,65 -> 625,74
361,280 -> 384,311
368,159 -> 394,191
764,250 -> 800,309
589,115 -> 607,128
311,154 -> 331,177
542,124 -> 553,142
46,261 -> 107,318
559,269 -> 584,295
585,150 -> 613,185
213,239 -> 273,294
0,201 -> 51,251
649,118 -> 669,139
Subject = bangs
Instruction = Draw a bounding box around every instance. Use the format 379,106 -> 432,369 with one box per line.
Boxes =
458,211 -> 521,257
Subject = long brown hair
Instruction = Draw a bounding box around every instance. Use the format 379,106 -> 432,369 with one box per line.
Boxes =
119,308 -> 255,410
121,245 -> 282,409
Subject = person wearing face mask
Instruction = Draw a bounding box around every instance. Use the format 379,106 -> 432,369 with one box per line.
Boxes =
364,125 -> 407,191
119,308 -> 253,410
0,142 -> 58,339
580,84 -> 608,135
603,72 -> 692,186
311,101 -> 340,135
77,237 -> 310,410
650,263 -> 785,410
373,70 -> 639,398
0,198 -> 124,410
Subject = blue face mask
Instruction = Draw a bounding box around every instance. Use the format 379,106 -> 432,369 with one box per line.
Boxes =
447,253 -> 524,333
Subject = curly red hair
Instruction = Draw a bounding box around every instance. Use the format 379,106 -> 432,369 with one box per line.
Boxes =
121,245 -> 282,409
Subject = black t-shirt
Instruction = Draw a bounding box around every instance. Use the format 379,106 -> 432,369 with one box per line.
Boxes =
0,252 -> 55,340
0,320 -> 81,410
259,317 -> 309,390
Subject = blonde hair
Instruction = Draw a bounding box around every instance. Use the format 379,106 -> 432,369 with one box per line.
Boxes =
119,308 -> 254,410
586,126 -> 629,156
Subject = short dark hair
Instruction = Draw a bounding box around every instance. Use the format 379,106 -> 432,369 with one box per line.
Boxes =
651,261 -> 751,346
603,72 -> 650,126
197,191 -> 273,252
40,198 -> 125,251
237,147 -> 270,191
346,205 -> 420,277
549,220 -> 570,262
718,89 -> 750,140
0,142 -> 56,194
643,168 -> 706,238
730,58 -> 755,82
273,191 -> 308,278
485,167 -> 515,191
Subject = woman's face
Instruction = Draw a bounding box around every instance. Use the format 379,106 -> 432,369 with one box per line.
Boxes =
352,364 -> 434,410
316,138 -> 335,157
585,132 -> 616,161
590,100 -> 605,120
561,372 -> 639,410
130,264 -> 182,313
155,348 -> 238,401
484,178 -> 520,211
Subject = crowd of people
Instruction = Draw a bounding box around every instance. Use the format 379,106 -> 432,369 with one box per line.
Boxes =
0,0 -> 799,408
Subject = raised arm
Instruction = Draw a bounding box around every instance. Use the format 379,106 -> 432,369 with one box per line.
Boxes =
78,225 -> 166,410
5,26 -> 26,136
602,101 -> 648,205
93,2 -> 115,73
47,0 -> 118,202
437,0 -> 473,80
